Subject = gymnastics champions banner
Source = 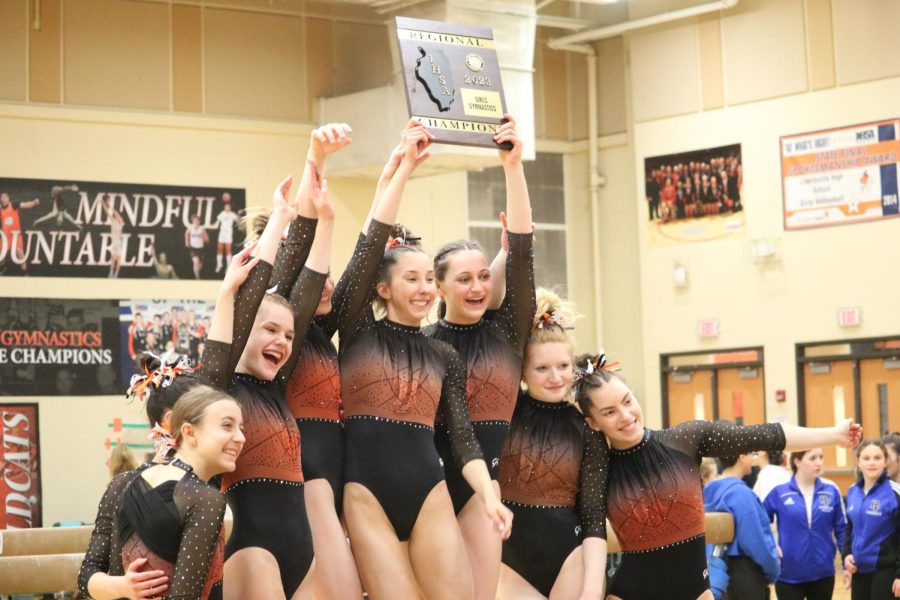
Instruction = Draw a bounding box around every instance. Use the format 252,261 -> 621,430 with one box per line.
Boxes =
0,177 -> 245,279
0,298 -> 124,397
781,118 -> 899,230
0,403 -> 41,529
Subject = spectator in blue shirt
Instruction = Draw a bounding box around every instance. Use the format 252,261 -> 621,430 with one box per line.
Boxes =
843,439 -> 900,600
705,451 -> 780,600
764,448 -> 846,599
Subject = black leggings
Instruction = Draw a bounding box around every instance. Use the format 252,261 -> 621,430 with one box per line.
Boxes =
851,568 -> 895,600
726,556 -> 770,600
775,576 -> 834,600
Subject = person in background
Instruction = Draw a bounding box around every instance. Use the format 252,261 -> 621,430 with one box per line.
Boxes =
842,439 -> 900,600
705,451 -> 780,600
883,433 -> 900,484
764,448 -> 846,600
754,450 -> 792,503
107,444 -> 140,479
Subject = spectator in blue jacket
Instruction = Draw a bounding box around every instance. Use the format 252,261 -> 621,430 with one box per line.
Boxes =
843,439 -> 900,600
705,451 -> 780,600
764,448 -> 846,599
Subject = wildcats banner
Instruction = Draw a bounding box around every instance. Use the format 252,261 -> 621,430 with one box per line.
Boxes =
0,298 -> 124,396
0,177 -> 245,279
0,403 -> 41,529
781,119 -> 900,230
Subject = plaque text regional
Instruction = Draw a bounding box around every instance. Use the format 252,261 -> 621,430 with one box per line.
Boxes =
395,17 -> 510,149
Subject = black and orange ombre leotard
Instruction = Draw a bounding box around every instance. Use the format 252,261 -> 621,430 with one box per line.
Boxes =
201,247 -> 326,597
604,420 -> 785,600
497,393 -> 608,595
424,231 -> 535,513
271,216 -> 346,513
78,460 -> 227,600
337,220 -> 483,541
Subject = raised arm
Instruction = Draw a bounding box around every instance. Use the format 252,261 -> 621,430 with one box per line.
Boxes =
337,122 -> 432,342
202,243 -> 260,388
277,181 -> 334,389
222,178 -> 297,373
272,123 -> 352,299
495,114 -> 532,235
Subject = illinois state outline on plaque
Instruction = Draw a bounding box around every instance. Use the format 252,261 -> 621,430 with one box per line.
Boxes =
415,47 -> 456,112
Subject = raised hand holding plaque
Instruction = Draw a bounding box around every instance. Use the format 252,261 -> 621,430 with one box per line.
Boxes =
395,17 -> 511,149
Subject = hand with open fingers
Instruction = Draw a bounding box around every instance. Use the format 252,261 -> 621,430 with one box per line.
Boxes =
310,122 -> 353,159
495,114 -> 523,166
272,175 -> 297,220
122,557 -> 169,600
844,554 -> 857,575
484,495 -> 514,540
836,418 -> 863,448
223,241 -> 261,293
312,179 -> 335,221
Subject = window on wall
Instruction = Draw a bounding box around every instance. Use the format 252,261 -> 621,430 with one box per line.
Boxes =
466,153 -> 567,294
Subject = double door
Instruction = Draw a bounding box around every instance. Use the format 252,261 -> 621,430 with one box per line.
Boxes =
801,355 -> 900,490
665,364 -> 765,427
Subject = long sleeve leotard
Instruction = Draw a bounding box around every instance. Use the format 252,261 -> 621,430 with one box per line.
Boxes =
497,393 -> 608,595
200,247 -> 326,596
78,461 -> 227,600
424,231 -> 535,513
337,219 -> 483,541
271,215 -> 346,511
604,420 -> 786,600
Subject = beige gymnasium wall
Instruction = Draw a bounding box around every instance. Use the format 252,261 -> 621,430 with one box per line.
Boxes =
0,102 -> 472,523
624,0 -> 900,428
0,0 -> 484,523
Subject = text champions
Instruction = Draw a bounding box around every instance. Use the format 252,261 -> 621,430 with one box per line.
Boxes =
0,329 -> 112,366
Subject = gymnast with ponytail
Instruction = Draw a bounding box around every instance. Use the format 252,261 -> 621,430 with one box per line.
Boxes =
200,164 -> 337,599
424,114 -> 536,600
572,352 -> 863,600
336,119 -> 512,599
496,288 -> 609,600
78,241 -> 262,600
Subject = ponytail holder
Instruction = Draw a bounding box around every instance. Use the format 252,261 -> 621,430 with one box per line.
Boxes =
150,422 -> 177,460
126,352 -> 199,403
575,351 -> 621,381
537,311 -> 565,329
385,234 -> 421,251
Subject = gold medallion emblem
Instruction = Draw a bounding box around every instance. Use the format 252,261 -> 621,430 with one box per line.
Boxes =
465,53 -> 485,72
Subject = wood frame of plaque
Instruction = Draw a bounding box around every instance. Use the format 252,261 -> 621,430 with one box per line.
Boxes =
395,17 -> 510,149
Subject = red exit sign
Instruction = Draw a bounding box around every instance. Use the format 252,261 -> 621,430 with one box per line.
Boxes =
698,319 -> 720,338
837,307 -> 862,327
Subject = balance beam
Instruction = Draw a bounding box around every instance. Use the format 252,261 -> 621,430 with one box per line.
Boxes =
0,514 -> 734,594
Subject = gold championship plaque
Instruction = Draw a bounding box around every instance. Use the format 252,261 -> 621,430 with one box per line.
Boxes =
395,17 -> 510,149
